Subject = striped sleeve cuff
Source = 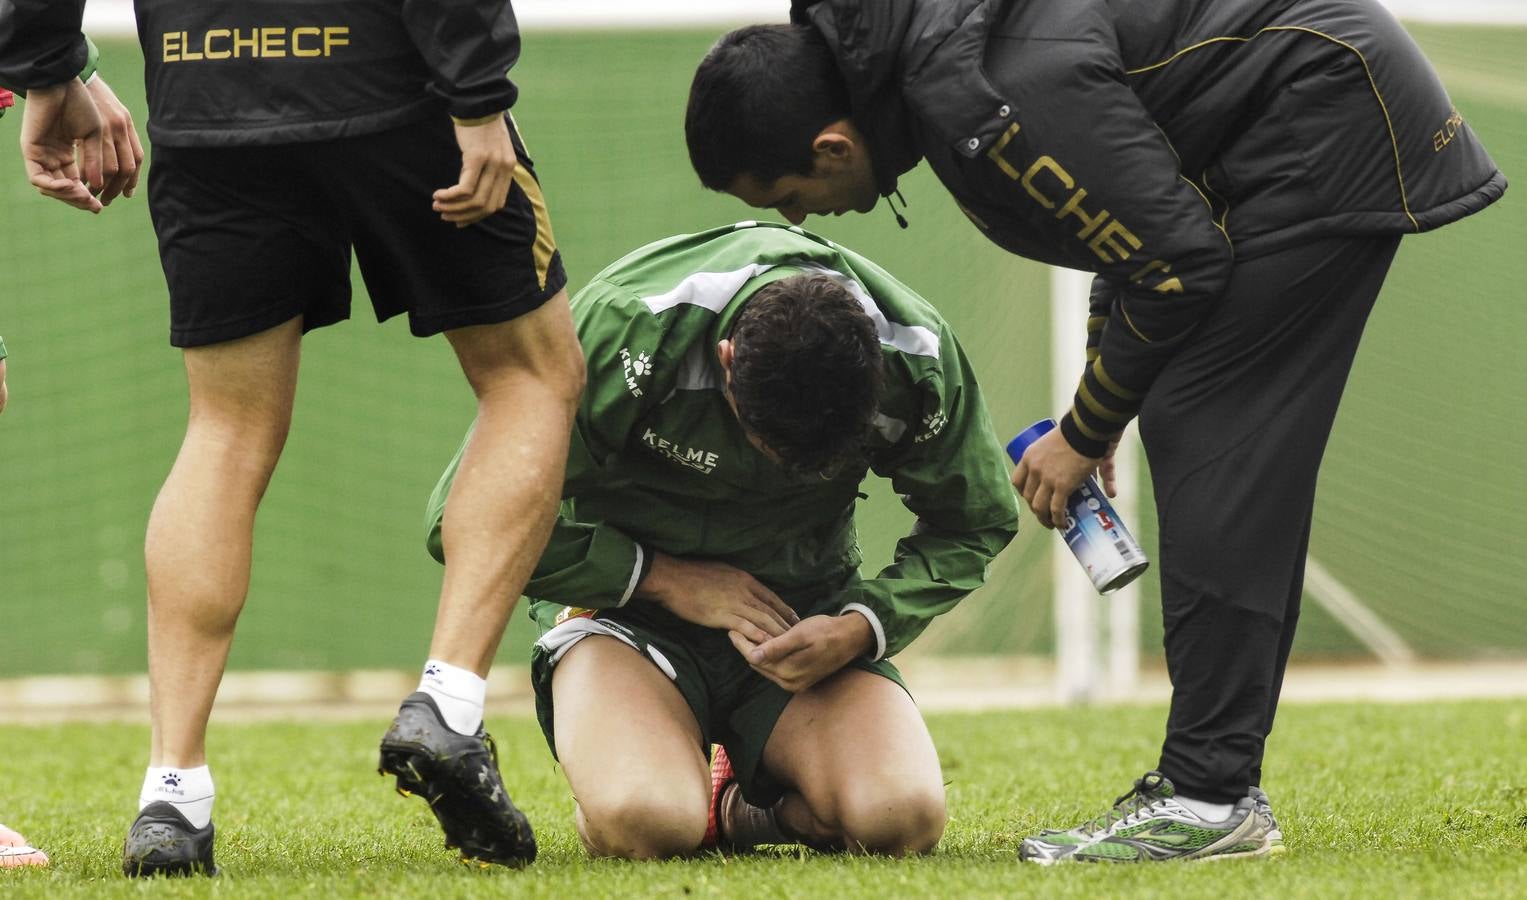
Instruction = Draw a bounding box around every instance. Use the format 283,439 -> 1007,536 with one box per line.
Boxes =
839,603 -> 887,662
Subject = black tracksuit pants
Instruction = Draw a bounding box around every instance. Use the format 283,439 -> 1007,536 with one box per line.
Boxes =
1137,234 -> 1402,803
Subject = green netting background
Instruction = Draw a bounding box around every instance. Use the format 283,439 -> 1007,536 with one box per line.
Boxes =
1,25 -> 1523,676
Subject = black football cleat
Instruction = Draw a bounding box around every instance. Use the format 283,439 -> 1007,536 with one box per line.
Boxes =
121,801 -> 218,877
379,691 -> 536,867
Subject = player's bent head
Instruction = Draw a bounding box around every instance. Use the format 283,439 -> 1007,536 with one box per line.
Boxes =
687,24 -> 850,192
727,273 -> 884,478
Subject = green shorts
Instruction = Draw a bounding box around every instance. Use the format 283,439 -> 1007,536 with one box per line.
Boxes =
530,600 -> 903,807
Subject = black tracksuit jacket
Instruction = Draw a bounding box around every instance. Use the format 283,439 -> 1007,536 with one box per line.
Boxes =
0,0 -> 522,146
792,0 -> 1506,456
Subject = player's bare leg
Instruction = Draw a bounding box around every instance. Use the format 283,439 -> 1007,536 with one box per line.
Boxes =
379,293 -> 583,867
129,317 -> 304,876
551,636 -> 711,859
145,317 -> 302,768
755,668 -> 946,855
429,292 -> 583,674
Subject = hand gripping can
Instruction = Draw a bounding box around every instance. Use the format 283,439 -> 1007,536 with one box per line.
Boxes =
1007,419 -> 1149,594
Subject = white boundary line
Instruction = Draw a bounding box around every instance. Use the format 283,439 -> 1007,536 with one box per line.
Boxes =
3,659 -> 1524,724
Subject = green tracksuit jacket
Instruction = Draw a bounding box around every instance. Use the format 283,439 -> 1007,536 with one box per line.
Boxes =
426,222 -> 1019,660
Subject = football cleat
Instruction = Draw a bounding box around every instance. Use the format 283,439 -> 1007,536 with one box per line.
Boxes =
121,802 -> 217,876
0,823 -> 48,868
701,745 -> 738,850
1019,771 -> 1280,864
379,691 -> 536,867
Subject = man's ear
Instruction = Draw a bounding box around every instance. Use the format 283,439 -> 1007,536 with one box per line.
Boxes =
811,120 -> 858,164
716,338 -> 734,382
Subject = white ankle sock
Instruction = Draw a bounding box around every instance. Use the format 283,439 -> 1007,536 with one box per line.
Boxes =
418,658 -> 486,735
140,765 -> 214,829
1175,794 -> 1236,822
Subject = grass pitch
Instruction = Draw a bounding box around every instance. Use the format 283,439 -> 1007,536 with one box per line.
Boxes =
1,699 -> 1522,898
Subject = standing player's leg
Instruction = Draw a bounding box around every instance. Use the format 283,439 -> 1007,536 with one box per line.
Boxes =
358,114 -> 581,866
126,318 -> 304,876
729,668 -> 946,855
429,298 -> 583,675
1018,235 -> 1400,865
549,635 -> 711,859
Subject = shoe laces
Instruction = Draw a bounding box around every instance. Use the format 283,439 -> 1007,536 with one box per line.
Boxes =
482,731 -> 500,767
1076,771 -> 1173,836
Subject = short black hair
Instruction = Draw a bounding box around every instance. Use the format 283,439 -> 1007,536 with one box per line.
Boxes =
730,273 -> 884,477
686,24 -> 851,191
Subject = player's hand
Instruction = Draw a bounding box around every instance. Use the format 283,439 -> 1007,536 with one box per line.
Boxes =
729,613 -> 873,693
635,553 -> 800,645
434,113 -> 516,228
84,76 -> 144,206
1011,427 -> 1102,529
19,78 -> 105,213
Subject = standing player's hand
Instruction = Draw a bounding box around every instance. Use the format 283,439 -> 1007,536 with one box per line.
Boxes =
729,613 -> 874,693
1097,434 -> 1123,498
635,553 -> 800,645
19,78 -> 105,213
84,77 -> 144,206
1012,427 -> 1102,529
435,113 -> 516,228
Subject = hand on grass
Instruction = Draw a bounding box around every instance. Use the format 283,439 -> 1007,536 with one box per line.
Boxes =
635,553 -> 799,645
84,76 -> 144,206
1011,427 -> 1102,529
729,613 -> 873,693
434,113 -> 515,228
20,78 -> 104,213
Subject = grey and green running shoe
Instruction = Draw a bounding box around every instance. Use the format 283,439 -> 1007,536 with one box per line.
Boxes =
1019,771 -> 1280,864
1248,785 -> 1283,851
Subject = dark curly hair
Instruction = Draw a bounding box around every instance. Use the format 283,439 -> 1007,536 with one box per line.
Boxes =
729,273 -> 885,477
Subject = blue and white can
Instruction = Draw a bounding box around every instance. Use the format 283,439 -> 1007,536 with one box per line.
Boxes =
1007,418 -> 1150,595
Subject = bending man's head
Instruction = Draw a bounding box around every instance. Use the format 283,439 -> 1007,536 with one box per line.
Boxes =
718,273 -> 884,477
686,25 -> 879,225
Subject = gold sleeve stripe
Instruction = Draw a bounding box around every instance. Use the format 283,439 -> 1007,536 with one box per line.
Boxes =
1087,315 -> 1107,332
1078,380 -> 1132,423
1086,348 -> 1100,362
511,164 -> 558,290
1092,358 -> 1140,401
1119,299 -> 1152,342
1068,408 -> 1110,441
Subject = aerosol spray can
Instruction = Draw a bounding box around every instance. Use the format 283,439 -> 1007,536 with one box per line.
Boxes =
1007,418 -> 1149,594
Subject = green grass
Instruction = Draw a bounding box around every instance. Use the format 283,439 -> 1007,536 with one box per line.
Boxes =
2,700 -> 1524,897
1,24 -> 1525,675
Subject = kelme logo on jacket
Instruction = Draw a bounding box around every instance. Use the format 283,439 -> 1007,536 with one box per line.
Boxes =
641,428 -> 719,474
620,347 -> 652,398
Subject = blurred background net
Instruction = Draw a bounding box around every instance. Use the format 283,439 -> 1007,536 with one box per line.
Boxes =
1,23 -> 1523,677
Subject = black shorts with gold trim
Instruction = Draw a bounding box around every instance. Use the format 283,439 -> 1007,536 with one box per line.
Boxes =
148,113 -> 566,347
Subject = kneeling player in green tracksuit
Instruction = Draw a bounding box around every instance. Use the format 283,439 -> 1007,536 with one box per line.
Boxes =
426,222 -> 1019,858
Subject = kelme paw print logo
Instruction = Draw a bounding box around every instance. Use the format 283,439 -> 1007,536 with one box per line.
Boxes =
162,772 -> 181,788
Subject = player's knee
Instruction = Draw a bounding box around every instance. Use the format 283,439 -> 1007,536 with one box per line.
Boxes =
837,781 -> 947,856
578,790 -> 707,860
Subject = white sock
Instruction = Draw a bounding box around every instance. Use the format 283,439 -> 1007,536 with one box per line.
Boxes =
1175,794 -> 1236,822
418,658 -> 486,735
140,765 -> 214,829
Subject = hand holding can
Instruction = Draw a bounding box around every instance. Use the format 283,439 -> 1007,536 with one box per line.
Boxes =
1008,419 -> 1149,594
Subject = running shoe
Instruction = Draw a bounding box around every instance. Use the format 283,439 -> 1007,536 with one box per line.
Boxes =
1019,771 -> 1278,864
